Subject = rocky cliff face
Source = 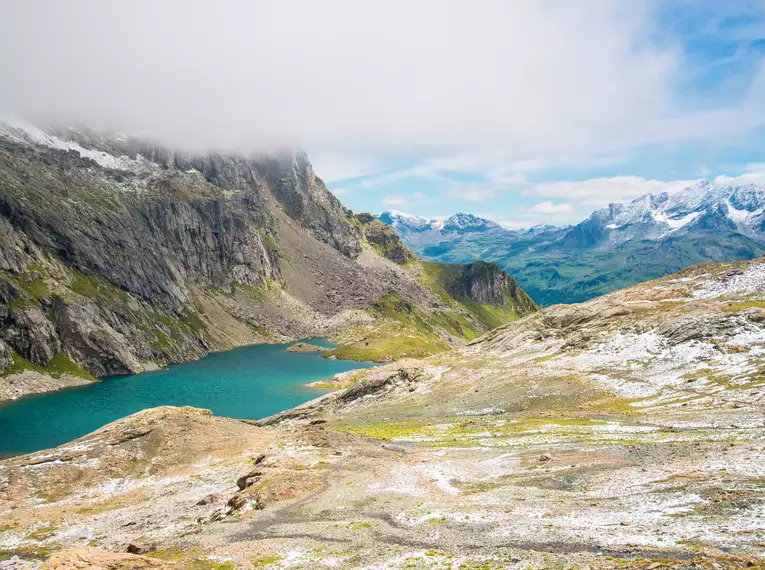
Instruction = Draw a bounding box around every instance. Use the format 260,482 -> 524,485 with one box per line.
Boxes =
0,124 -> 536,398
442,260 -> 536,308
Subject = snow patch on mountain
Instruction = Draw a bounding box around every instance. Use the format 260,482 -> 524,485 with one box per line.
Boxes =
583,180 -> 765,242
653,210 -> 701,231
378,211 -> 504,238
0,120 -> 154,174
692,262 -> 765,300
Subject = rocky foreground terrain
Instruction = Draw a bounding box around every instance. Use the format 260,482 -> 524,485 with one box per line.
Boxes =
2,257 -> 765,569
0,123 -> 535,400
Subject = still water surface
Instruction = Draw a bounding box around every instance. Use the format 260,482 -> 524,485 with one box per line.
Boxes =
0,339 -> 374,457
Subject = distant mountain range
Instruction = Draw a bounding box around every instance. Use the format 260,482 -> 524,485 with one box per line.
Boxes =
380,180 -> 765,306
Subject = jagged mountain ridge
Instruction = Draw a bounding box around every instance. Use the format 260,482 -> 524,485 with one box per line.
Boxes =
380,180 -> 765,306
378,210 -> 505,244
563,180 -> 765,248
0,123 -> 536,400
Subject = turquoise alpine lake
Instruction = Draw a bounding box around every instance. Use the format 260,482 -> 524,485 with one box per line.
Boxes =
0,339 -> 376,458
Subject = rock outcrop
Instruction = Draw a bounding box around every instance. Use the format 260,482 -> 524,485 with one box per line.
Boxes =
285,342 -> 326,353
35,548 -> 170,570
360,218 -> 415,265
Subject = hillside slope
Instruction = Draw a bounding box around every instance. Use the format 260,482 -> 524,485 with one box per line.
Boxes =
0,124 -> 536,400
2,257 -> 764,568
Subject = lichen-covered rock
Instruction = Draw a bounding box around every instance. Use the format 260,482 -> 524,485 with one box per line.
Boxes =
0,338 -> 12,374
35,548 -> 170,570
657,311 -> 737,345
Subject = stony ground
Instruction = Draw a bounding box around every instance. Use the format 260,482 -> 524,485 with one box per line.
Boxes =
2,259 -> 765,569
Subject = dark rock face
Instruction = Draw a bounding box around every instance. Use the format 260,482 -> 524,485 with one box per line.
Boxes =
0,305 -> 61,365
442,261 -> 537,315
0,135 -> 355,379
254,152 -> 362,258
0,141 -> 281,307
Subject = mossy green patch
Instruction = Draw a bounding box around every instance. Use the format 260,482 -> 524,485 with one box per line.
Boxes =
251,554 -> 283,568
582,395 -> 642,416
3,353 -> 95,381
147,549 -> 236,570
0,545 -> 58,560
325,320 -> 448,362
334,418 -> 437,441
181,309 -> 207,333
257,228 -> 280,253
0,268 -> 50,300
69,270 -> 129,302
8,298 -> 40,310
346,521 -> 377,530
723,300 -> 765,313
45,353 -> 96,380
334,414 -> 630,448
145,547 -> 201,562
371,292 -> 481,341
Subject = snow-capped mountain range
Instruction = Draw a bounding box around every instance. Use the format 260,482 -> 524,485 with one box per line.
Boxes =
381,180 -> 765,248
380,181 -> 765,306
377,211 -> 504,244
565,180 -> 765,248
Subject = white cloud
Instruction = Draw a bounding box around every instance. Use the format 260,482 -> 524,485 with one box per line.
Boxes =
381,194 -> 409,207
529,201 -> 574,214
2,1 -> 764,211
713,163 -> 765,185
379,191 -> 430,207
309,151 -> 386,182
446,184 -> 497,202
4,0 -> 754,162
523,176 -> 699,207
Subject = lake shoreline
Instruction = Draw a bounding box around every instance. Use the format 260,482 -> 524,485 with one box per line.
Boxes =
0,339 -> 376,457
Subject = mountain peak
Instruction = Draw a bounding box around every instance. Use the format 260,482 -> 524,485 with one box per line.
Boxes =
442,213 -> 502,233
377,211 -> 505,238
575,181 -> 765,245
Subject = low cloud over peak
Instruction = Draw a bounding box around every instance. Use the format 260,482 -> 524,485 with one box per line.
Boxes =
2,1 -> 764,227
0,0 -> 709,154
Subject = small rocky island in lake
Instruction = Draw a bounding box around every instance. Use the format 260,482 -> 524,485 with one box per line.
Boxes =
285,342 -> 328,353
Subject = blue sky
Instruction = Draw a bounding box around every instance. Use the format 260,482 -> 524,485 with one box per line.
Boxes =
309,1 -> 765,227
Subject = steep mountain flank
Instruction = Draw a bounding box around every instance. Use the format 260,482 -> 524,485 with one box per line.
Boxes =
0,124 -> 536,399
2,258 -> 764,569
319,218 -> 537,362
